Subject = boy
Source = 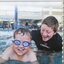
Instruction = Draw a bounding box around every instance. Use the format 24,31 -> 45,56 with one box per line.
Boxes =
0,28 -> 39,64
31,16 -> 62,64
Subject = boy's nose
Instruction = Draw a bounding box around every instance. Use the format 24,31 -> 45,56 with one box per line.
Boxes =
19,44 -> 24,47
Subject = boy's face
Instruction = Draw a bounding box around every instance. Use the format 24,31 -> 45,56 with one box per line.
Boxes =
13,32 -> 31,56
40,24 -> 55,41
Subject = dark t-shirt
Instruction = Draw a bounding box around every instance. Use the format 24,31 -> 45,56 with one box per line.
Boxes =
31,30 -> 62,52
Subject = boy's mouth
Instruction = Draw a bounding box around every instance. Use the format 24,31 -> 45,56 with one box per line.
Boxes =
18,48 -> 25,51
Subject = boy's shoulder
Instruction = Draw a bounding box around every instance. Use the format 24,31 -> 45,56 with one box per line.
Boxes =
1,46 -> 13,60
28,50 -> 37,62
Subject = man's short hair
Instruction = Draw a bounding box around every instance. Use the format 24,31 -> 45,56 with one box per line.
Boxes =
41,16 -> 59,32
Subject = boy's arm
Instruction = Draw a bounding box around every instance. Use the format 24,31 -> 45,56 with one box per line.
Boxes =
30,51 -> 39,64
0,46 -> 12,63
0,55 -> 8,63
31,61 -> 39,64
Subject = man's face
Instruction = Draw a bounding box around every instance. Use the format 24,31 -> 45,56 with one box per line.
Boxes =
13,33 -> 31,56
40,24 -> 55,41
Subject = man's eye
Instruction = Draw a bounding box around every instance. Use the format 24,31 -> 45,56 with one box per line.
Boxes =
42,30 -> 44,32
47,31 -> 51,33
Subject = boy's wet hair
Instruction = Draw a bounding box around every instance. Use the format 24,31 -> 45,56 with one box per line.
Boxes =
14,28 -> 31,39
41,16 -> 59,32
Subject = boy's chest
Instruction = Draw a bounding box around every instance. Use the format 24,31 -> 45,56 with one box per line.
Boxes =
9,53 -> 30,62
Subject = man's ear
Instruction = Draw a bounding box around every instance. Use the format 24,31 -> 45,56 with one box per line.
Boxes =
54,32 -> 56,35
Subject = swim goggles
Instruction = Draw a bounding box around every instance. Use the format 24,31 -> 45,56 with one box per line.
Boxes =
12,40 -> 31,47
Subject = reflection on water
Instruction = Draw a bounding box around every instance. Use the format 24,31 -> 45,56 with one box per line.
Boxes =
0,35 -> 12,40
0,39 -> 12,54
0,32 -> 13,54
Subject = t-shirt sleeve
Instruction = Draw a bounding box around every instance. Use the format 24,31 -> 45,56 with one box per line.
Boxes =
55,33 -> 62,51
52,33 -> 62,52
31,30 -> 40,41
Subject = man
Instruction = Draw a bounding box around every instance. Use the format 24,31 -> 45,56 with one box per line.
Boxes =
31,16 -> 62,64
